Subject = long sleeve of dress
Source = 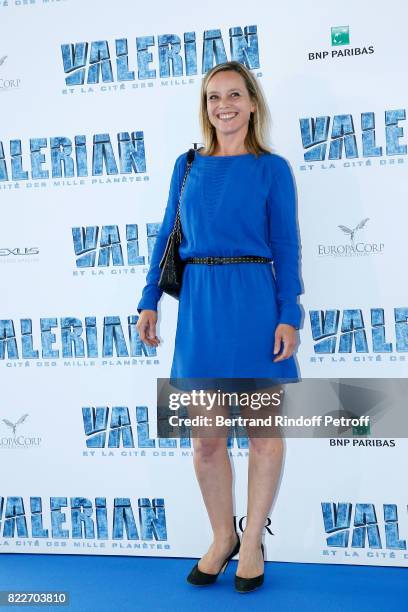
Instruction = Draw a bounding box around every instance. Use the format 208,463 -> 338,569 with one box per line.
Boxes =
137,153 -> 186,314
267,155 -> 303,329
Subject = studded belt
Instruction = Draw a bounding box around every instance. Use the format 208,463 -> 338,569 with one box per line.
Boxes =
184,256 -> 273,265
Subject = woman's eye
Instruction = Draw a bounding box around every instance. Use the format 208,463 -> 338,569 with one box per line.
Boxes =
208,93 -> 239,100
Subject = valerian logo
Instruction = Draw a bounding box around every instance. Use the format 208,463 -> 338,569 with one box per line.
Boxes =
322,502 -> 407,553
61,26 -> 260,89
2,413 -> 28,435
317,218 -> 384,257
299,110 -> 406,163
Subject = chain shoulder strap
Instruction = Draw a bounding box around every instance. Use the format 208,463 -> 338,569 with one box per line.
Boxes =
174,149 -> 195,241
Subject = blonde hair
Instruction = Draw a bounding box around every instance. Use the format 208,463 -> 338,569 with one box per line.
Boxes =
198,61 -> 272,158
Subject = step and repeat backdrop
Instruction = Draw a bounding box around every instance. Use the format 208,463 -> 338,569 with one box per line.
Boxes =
1,0 -> 407,567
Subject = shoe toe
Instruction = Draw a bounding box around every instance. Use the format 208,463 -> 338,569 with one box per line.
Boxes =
234,573 -> 264,593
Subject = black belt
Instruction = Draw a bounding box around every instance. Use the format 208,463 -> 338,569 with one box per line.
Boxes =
184,256 -> 272,265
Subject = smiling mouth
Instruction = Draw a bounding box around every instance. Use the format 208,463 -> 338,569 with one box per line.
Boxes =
216,112 -> 238,121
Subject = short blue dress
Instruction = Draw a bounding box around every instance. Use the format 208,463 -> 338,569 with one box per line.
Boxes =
137,149 -> 303,391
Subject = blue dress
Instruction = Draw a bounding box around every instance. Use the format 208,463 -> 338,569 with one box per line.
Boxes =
137,149 -> 302,390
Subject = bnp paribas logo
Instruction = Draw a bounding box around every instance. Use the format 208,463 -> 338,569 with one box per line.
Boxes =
308,26 -> 374,61
331,26 -> 350,47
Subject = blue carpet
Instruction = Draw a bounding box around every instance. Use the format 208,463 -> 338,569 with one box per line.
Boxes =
0,554 -> 406,611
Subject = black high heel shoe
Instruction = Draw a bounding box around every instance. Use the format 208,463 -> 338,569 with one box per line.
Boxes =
187,535 -> 241,586
234,542 -> 265,593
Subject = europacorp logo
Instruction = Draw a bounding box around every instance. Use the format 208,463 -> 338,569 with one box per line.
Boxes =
309,308 -> 408,364
322,502 -> 408,560
61,25 -> 261,96
299,109 -> 407,170
317,218 -> 385,258
0,414 -> 42,450
0,54 -> 21,92
308,26 -> 374,61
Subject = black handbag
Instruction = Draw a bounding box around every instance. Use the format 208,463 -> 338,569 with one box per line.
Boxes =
158,148 -> 196,299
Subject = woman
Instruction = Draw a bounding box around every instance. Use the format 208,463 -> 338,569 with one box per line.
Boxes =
136,60 -> 302,593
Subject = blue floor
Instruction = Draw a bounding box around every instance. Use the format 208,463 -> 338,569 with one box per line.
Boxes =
0,554 -> 406,611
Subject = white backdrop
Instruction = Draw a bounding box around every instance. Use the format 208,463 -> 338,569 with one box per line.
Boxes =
0,0 -> 407,566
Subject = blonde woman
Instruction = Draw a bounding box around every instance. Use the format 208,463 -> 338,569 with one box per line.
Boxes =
137,60 -> 302,593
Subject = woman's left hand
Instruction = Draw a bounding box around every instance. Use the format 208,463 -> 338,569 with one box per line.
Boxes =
273,323 -> 298,362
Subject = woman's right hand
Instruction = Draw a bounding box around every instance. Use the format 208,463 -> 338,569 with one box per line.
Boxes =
136,310 -> 160,347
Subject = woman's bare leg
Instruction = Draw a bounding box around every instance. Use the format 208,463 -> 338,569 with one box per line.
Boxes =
186,386 -> 238,573
192,436 -> 238,572
236,384 -> 285,578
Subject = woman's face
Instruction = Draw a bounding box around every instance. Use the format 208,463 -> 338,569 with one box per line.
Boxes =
205,70 -> 256,139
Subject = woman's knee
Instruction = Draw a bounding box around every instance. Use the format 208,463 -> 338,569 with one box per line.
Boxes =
193,437 -> 227,460
249,436 -> 284,457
